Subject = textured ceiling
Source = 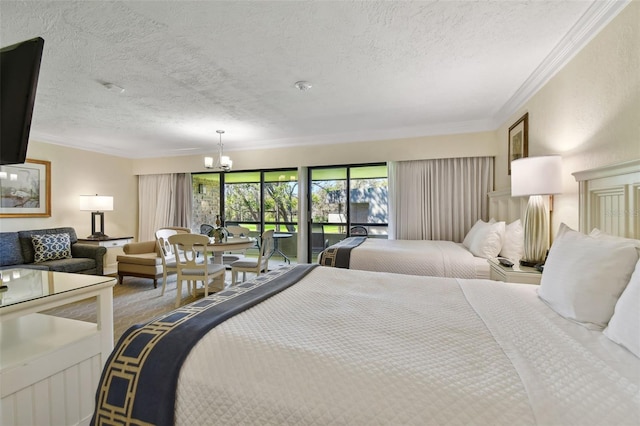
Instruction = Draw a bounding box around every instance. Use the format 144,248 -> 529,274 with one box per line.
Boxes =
0,1 -> 625,159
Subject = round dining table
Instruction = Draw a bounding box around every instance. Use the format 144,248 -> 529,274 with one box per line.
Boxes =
205,236 -> 257,291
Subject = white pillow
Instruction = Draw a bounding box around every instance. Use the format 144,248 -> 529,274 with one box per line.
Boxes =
463,219 -> 485,248
463,219 -> 496,248
555,222 -> 573,239
499,219 -> 524,261
589,228 -> 640,253
538,224 -> 639,330
468,221 -> 505,259
604,259 -> 640,357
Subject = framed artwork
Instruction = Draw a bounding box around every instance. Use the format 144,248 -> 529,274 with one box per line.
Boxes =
0,159 -> 51,217
508,112 -> 528,175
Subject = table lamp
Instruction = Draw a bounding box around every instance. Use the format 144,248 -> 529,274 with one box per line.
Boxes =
511,156 -> 562,266
79,194 -> 114,239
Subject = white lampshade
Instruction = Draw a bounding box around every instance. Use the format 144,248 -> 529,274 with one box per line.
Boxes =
511,156 -> 562,196
79,195 -> 114,211
220,156 -> 232,169
204,156 -> 214,168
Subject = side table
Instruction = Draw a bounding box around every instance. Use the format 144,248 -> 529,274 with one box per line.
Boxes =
1,269 -> 116,424
488,258 -> 542,285
78,236 -> 133,275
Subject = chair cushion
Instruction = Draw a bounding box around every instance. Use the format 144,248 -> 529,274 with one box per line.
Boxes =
222,254 -> 243,264
32,233 -> 72,263
180,263 -> 226,276
41,257 -> 96,274
231,259 -> 259,268
117,253 -> 162,266
118,262 -> 163,276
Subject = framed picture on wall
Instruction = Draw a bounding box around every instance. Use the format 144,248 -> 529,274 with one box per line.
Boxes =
0,159 -> 51,217
508,112 -> 528,175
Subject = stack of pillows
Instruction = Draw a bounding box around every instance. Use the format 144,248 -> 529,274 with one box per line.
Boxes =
462,218 -> 524,261
538,223 -> 639,357
463,218 -> 639,357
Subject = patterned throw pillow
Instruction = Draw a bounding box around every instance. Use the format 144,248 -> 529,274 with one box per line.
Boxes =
32,233 -> 72,263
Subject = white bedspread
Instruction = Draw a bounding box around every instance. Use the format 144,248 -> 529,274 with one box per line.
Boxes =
349,239 -> 483,278
175,267 -> 639,425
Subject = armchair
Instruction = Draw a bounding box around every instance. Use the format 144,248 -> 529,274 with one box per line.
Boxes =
116,226 -> 191,287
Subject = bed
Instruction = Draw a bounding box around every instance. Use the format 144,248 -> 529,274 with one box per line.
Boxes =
318,193 -> 526,279
319,237 -> 493,278
92,160 -> 640,426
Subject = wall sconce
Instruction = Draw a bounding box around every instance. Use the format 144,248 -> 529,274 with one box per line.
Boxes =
79,194 -> 114,239
511,156 -> 562,266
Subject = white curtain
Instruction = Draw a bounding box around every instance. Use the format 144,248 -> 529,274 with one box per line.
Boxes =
138,173 -> 193,241
389,157 -> 493,242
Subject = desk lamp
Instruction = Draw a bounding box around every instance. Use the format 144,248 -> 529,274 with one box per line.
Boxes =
511,156 -> 562,266
79,194 -> 114,239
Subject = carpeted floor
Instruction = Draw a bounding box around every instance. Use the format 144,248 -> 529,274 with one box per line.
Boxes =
42,273 -> 231,342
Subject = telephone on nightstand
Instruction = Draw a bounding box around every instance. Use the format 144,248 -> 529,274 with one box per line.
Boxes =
497,257 -> 514,267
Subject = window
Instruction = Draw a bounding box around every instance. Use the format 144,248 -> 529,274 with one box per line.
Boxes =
308,164 -> 388,262
192,169 -> 298,264
192,165 -> 385,264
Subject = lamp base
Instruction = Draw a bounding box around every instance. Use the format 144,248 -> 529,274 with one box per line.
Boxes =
85,232 -> 110,240
88,211 -> 108,240
522,195 -> 549,265
519,259 -> 540,268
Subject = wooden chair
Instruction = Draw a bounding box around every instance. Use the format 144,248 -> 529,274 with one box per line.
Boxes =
168,233 -> 226,308
226,225 -> 251,238
155,229 -> 179,296
230,230 -> 274,285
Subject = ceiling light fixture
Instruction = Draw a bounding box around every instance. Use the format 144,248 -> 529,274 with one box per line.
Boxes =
294,81 -> 312,91
204,130 -> 232,172
103,82 -> 125,93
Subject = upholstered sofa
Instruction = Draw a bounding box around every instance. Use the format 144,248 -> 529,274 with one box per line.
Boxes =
116,226 -> 190,287
0,227 -> 107,275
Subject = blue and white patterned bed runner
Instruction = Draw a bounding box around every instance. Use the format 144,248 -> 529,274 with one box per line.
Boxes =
319,236 -> 367,268
91,263 -> 318,426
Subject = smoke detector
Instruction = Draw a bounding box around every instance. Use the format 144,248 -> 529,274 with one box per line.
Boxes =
294,81 -> 312,91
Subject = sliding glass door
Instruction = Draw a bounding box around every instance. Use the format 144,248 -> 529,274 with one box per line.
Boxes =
307,164 -> 388,262
193,169 -> 298,264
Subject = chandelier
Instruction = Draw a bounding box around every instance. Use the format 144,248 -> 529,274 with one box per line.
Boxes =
204,130 -> 232,171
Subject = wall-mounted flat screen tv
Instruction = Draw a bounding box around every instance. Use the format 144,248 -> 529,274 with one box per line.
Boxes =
0,37 -> 44,165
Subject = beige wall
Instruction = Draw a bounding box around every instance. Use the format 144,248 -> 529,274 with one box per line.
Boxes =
0,140 -> 138,240
494,1 -> 640,235
131,131 -> 498,175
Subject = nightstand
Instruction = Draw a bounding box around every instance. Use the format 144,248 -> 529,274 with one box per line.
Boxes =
488,258 -> 542,285
78,236 -> 133,275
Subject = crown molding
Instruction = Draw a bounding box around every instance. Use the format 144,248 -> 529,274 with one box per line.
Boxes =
492,0 -> 631,128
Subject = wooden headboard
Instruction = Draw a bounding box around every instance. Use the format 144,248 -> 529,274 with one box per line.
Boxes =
572,159 -> 640,239
488,189 -> 527,224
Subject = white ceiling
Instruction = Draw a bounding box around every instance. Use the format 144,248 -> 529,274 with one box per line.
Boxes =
0,1 -> 626,159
